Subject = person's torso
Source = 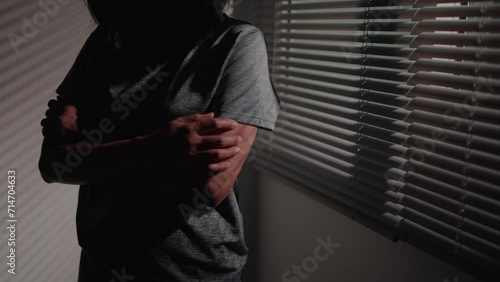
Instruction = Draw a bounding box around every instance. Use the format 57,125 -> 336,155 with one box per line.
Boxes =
74,16 -> 252,281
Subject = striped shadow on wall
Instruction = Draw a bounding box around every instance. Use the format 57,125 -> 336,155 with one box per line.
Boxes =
0,0 -> 93,281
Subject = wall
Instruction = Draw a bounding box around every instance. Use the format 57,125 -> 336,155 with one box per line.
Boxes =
0,1 -> 93,281
238,166 -> 484,282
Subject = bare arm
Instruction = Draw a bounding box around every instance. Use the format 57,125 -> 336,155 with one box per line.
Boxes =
203,123 -> 258,206
38,102 -> 242,188
39,132 -> 156,185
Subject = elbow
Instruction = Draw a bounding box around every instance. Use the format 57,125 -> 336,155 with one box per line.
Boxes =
212,195 -> 226,207
40,174 -> 55,184
38,157 -> 56,184
205,179 -> 234,207
38,148 -> 69,184
211,187 -> 230,207
38,142 -> 74,184
39,141 -> 59,183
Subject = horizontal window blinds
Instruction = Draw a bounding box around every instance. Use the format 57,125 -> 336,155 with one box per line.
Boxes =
252,0 -> 500,279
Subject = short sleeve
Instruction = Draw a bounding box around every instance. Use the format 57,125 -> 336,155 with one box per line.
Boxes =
212,28 -> 281,131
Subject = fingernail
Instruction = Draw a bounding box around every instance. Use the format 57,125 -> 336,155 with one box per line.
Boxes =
225,162 -> 232,168
235,147 -> 241,153
231,121 -> 238,127
238,136 -> 243,143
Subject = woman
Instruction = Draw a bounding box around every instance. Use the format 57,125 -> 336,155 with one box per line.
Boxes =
39,0 -> 280,281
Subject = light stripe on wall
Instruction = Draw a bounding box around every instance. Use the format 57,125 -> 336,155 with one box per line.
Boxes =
0,1 -> 93,281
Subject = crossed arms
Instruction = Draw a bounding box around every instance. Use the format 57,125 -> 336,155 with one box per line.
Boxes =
38,100 -> 257,206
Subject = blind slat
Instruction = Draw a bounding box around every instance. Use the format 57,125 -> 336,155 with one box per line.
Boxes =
277,50 -> 414,69
278,60 -> 412,81
410,59 -> 500,76
408,85 -> 500,109
413,32 -> 500,48
400,205 -> 500,260
408,97 -> 500,123
414,19 -> 500,32
411,45 -> 500,61
402,183 -> 500,242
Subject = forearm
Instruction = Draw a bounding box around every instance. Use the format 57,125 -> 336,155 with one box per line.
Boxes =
39,132 -> 159,185
39,108 -> 242,198
205,149 -> 247,206
204,125 -> 257,206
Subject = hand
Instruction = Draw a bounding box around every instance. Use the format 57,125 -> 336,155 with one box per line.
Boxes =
41,99 -> 79,143
159,112 -> 242,172
145,112 -> 242,198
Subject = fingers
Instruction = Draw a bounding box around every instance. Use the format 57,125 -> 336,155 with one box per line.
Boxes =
41,104 -> 63,138
40,117 -> 60,132
199,135 -> 242,150
207,161 -> 233,172
197,146 -> 241,164
48,99 -> 63,109
42,99 -> 64,128
176,112 -> 215,124
41,99 -> 79,139
164,113 -> 242,175
172,113 -> 239,135
197,118 -> 238,135
46,99 -> 64,116
41,118 -> 61,139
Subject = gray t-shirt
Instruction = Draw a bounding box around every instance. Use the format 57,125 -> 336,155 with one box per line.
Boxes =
56,16 -> 280,282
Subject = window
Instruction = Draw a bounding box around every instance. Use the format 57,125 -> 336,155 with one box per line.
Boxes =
252,0 -> 500,279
